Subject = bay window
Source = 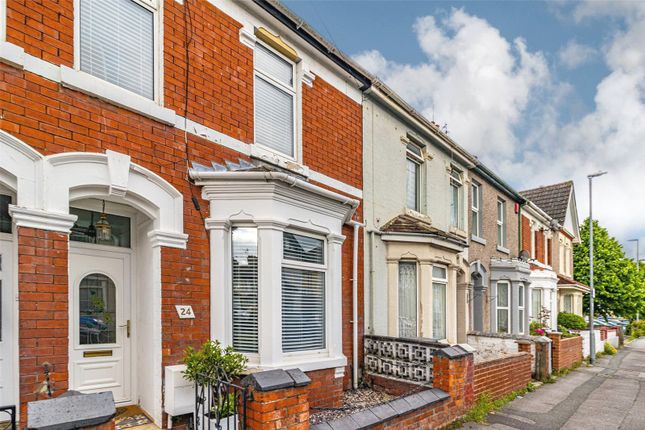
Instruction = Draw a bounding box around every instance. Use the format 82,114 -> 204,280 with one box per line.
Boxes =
254,43 -> 296,157
231,227 -> 259,353
398,262 -> 417,337
79,0 -> 156,99
531,288 -> 542,321
282,232 -> 326,352
432,266 -> 447,340
497,281 -> 510,333
563,294 -> 573,313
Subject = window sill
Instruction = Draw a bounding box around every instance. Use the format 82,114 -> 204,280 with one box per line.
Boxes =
471,235 -> 487,246
496,245 -> 511,255
245,354 -> 347,374
59,66 -> 176,125
449,226 -> 468,238
249,144 -> 310,177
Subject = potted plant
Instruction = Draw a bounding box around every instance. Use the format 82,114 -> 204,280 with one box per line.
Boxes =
184,341 -> 248,430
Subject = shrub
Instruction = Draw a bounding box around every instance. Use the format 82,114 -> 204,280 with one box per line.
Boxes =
604,341 -> 617,355
558,312 -> 587,330
558,325 -> 579,338
627,320 -> 645,339
183,340 -> 248,386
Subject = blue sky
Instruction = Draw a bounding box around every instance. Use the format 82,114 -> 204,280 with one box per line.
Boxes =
285,0 -> 645,255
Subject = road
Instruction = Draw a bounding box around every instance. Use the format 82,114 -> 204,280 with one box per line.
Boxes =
463,337 -> 645,430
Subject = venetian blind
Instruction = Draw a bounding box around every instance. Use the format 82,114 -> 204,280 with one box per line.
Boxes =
254,45 -> 295,157
231,227 -> 259,353
80,0 -> 155,99
282,233 -> 325,352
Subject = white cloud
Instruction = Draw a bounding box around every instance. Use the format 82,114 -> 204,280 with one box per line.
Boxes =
558,40 -> 597,69
353,4 -> 645,245
354,9 -> 550,159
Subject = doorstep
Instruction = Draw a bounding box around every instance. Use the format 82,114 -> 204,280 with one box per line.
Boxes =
115,406 -> 159,430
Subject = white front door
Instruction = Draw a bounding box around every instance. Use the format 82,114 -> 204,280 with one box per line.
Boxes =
0,237 -> 16,407
69,246 -> 132,403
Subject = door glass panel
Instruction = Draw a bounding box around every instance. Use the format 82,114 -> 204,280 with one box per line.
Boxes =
79,274 -> 117,345
70,207 -> 131,248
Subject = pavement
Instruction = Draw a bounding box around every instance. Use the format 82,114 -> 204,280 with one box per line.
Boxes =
463,337 -> 645,430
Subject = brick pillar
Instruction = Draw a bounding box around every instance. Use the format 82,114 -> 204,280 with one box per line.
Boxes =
533,337 -> 552,380
547,332 -> 562,371
18,227 -> 69,421
242,369 -> 311,430
432,346 -> 474,414
516,340 -> 531,354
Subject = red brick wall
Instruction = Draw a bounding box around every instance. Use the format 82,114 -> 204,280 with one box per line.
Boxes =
306,368 -> 343,409
6,0 -> 74,66
17,228 -> 69,421
364,374 -> 423,397
302,78 -> 362,189
521,216 -> 531,253
473,353 -> 532,400
3,0 -> 363,417
246,386 -> 309,430
549,333 -> 582,371
535,231 -> 545,264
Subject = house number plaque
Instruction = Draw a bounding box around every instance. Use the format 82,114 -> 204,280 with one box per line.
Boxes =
175,305 -> 195,319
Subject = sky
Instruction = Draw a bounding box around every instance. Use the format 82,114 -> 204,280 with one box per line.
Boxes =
284,0 -> 645,258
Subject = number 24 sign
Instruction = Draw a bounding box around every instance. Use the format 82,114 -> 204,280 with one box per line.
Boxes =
175,305 -> 195,319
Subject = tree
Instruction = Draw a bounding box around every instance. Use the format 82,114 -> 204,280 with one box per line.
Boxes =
574,219 -> 645,319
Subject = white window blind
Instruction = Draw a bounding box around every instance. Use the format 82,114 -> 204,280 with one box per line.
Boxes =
531,288 -> 542,320
406,158 -> 419,211
254,45 -> 295,157
471,183 -> 481,237
80,0 -> 155,99
231,227 -> 258,353
282,233 -> 326,352
450,169 -> 462,228
398,262 -> 417,338
497,199 -> 506,246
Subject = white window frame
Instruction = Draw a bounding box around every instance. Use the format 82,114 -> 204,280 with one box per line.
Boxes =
0,0 -> 6,42
496,281 -> 510,333
518,284 -> 525,334
431,265 -> 448,340
406,143 -> 423,212
281,229 -> 329,356
497,198 -> 506,247
73,0 -> 163,103
471,182 -> 481,237
531,288 -> 542,321
253,41 -> 298,161
449,167 -> 463,229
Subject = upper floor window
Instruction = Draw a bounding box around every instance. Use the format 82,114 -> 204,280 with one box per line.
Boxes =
406,143 -> 423,211
497,199 -> 506,247
254,43 -> 296,158
79,0 -> 156,99
449,168 -> 463,228
471,183 -> 481,237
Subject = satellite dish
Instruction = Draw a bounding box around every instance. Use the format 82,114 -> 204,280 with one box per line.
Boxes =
519,250 -> 530,261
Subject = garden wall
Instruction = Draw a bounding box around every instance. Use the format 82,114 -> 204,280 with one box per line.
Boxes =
549,333 -> 582,371
580,330 -> 603,358
473,353 -> 532,400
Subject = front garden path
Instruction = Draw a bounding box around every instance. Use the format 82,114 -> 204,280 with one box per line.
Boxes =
464,337 -> 645,429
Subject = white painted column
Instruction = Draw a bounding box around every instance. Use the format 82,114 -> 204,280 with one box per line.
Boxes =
256,220 -> 288,368
205,219 -> 232,346
327,233 -> 345,360
447,265 -> 459,344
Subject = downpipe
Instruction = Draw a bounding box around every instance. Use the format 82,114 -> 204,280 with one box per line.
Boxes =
347,219 -> 365,390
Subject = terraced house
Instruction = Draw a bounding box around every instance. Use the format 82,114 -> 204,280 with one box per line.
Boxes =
0,0 -> 368,424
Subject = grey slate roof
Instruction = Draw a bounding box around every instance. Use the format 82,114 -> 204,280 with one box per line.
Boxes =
520,181 -> 573,225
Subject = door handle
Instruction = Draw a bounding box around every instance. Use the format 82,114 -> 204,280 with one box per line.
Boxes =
119,320 -> 131,338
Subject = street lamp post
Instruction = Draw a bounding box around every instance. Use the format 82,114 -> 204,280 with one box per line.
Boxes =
630,239 -> 641,321
588,171 -> 607,365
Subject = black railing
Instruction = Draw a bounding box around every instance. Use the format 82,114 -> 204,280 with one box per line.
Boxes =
193,376 -> 250,430
0,405 -> 16,430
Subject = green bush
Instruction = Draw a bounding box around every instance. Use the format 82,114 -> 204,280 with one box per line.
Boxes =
604,341 -> 617,355
558,325 -> 579,338
183,340 -> 248,386
558,312 -> 587,330
627,320 -> 645,339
